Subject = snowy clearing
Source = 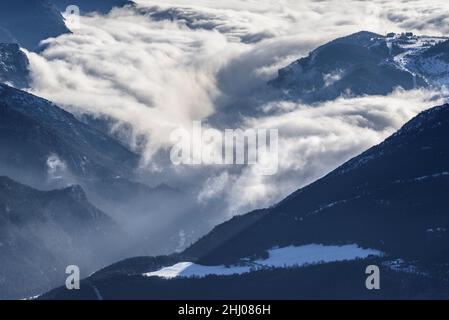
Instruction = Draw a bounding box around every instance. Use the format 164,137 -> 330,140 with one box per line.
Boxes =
143,244 -> 383,279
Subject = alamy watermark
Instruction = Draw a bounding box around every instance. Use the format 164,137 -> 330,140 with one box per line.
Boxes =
365,265 -> 380,290
65,265 -> 80,290
170,122 -> 279,176
64,5 -> 81,30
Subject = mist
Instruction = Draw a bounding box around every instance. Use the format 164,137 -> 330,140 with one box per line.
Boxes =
22,0 -> 449,258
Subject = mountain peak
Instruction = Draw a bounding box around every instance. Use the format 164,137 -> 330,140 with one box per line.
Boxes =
330,103 -> 449,179
334,30 -> 384,42
181,102 -> 449,266
395,103 -> 449,136
38,101 -> 449,300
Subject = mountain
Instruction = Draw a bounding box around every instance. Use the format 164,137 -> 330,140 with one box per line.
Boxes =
40,103 -> 449,299
0,0 -> 70,51
0,83 -> 138,188
0,43 -> 30,88
409,39 -> 449,86
184,104 -> 449,265
53,0 -> 134,14
0,82 -> 201,260
0,176 -> 118,299
0,84 -> 203,298
269,31 -> 448,102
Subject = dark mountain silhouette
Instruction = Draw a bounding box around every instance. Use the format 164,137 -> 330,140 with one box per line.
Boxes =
0,176 -> 118,299
0,83 -> 207,298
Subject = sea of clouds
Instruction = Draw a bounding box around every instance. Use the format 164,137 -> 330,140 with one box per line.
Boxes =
25,0 -> 449,226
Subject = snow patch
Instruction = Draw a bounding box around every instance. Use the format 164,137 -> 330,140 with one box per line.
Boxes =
382,259 -> 426,276
144,244 -> 383,279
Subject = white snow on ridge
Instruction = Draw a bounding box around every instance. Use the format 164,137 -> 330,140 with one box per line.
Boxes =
144,262 -> 251,279
386,34 -> 449,87
144,244 -> 383,279
415,171 -> 449,182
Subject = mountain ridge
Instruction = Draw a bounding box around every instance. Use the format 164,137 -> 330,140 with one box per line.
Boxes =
0,83 -> 139,188
269,31 -> 449,102
38,103 -> 449,299
0,175 -> 120,299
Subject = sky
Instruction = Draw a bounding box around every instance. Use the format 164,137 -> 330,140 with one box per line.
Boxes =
25,0 -> 449,224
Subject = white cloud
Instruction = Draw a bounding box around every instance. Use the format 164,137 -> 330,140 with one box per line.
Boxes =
228,88 -> 447,213
198,171 -> 229,203
25,0 -> 449,223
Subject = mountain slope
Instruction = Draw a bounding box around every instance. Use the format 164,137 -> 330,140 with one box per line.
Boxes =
0,0 -> 70,51
183,104 -> 449,265
40,103 -> 449,299
53,0 -> 134,14
41,258 -> 449,300
0,43 -> 30,88
0,176 -> 118,299
269,31 -> 448,102
0,83 -> 138,188
0,83 -> 202,270
410,39 -> 449,86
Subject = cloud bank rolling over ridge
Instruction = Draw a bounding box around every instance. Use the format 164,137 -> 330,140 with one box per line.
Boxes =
25,0 -> 449,221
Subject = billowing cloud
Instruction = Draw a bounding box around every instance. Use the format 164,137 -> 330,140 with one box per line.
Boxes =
228,88 -> 447,214
25,0 -> 449,226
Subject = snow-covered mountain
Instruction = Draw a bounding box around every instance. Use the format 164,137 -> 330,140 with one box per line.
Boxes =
40,103 -> 449,299
0,0 -> 70,51
53,0 -> 134,14
407,39 -> 449,87
270,31 -> 449,102
0,43 -> 30,88
0,176 -> 119,299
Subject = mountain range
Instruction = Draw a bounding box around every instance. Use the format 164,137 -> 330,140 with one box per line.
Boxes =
39,103 -> 449,300
1,1 -> 449,300
0,79 -> 202,298
0,50 -> 197,299
0,0 -> 70,51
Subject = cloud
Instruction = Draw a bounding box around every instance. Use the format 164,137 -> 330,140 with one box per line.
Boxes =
227,88 -> 447,214
25,0 -> 449,225
27,9 -> 233,161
